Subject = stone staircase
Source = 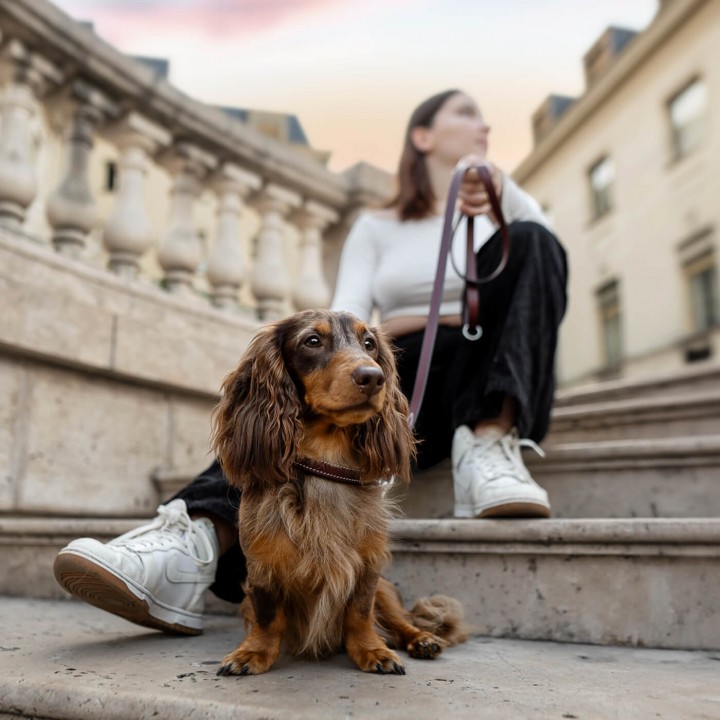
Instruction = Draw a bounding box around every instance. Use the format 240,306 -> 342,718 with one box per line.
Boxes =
2,364 -> 720,657
403,362 -> 720,519
392,363 -> 720,650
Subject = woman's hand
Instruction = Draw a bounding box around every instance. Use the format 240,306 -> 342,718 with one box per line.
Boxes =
457,154 -> 504,220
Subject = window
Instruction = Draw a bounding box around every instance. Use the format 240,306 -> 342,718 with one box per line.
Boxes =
588,156 -> 614,220
684,251 -> 717,333
105,161 -> 117,192
668,79 -> 707,160
597,280 -> 623,367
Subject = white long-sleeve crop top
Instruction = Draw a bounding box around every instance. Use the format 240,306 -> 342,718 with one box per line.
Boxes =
330,175 -> 550,323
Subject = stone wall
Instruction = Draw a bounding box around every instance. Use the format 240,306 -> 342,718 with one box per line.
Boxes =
0,229 -> 259,517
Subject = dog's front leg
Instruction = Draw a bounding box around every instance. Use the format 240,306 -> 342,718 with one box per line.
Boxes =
217,586 -> 285,676
344,569 -> 405,675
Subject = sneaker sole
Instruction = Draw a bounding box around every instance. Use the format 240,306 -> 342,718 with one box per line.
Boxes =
53,551 -> 203,636
454,500 -> 551,519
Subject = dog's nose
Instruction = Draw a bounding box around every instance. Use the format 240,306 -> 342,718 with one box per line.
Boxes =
352,366 -> 385,396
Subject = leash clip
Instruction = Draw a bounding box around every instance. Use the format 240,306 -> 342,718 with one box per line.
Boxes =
462,324 -> 482,341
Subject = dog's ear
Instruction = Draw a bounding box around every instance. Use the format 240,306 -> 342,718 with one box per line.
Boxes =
212,323 -> 303,490
354,330 -> 416,483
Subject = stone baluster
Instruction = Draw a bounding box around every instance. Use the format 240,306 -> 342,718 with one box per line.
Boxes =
291,201 -> 339,310
0,39 -> 63,229
206,163 -> 261,309
157,143 -> 217,295
102,112 -> 171,278
46,81 -> 118,258
250,184 -> 301,320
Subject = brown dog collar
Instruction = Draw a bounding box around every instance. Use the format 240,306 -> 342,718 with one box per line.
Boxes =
295,458 -> 363,486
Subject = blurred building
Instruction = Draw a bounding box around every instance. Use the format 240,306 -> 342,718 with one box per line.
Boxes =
515,0 -> 719,389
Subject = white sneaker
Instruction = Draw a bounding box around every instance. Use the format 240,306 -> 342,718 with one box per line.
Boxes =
452,425 -> 551,519
53,499 -> 219,635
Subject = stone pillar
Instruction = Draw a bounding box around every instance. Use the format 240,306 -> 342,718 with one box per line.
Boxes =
250,184 -> 301,321
0,40 -> 62,229
46,81 -> 118,258
291,201 -> 339,310
102,112 -> 171,278
207,163 -> 261,309
157,143 -> 217,295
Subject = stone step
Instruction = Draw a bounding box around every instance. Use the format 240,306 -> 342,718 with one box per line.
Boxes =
2,516 -> 719,650
401,435 -> 720,519
527,435 -> 720,518
387,518 -> 720,650
2,597 -> 718,720
554,361 -> 720,407
546,389 -> 720,443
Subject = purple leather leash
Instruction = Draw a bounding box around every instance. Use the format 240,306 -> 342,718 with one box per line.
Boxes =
406,162 -> 510,429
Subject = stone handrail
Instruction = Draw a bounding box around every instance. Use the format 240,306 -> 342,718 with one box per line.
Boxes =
0,0 -> 392,318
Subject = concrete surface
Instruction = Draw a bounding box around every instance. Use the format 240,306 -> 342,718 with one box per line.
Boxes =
1,597 -> 718,720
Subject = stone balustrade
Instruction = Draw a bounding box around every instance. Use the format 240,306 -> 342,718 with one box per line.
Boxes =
0,0 -> 392,317
0,0 -> 393,519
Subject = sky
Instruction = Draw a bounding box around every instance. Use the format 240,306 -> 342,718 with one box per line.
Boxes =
52,0 -> 659,174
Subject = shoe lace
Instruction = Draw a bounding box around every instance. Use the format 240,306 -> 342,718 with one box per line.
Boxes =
465,430 -> 545,484
112,504 -> 215,566
518,436 -> 545,458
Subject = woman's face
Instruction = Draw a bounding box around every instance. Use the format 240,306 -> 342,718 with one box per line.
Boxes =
419,92 -> 490,164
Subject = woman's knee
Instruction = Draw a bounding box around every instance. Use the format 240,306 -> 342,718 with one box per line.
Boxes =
508,221 -> 566,267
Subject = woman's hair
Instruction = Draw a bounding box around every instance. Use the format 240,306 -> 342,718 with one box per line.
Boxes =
387,89 -> 462,221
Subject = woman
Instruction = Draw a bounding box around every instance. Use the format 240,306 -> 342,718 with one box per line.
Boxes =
53,90 -> 567,635
331,89 -> 567,519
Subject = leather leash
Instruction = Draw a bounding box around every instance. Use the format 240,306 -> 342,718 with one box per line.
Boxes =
407,161 -> 510,429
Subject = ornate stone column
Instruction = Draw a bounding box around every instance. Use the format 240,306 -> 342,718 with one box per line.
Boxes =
206,162 -> 261,309
157,143 -> 216,295
0,40 -> 63,229
102,112 -> 171,278
291,201 -> 339,310
46,81 -> 118,258
250,184 -> 301,320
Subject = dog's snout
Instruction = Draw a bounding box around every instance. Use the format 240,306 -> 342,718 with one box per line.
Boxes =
352,366 -> 385,396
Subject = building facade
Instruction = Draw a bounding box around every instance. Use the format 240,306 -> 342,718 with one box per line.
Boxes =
514,0 -> 720,389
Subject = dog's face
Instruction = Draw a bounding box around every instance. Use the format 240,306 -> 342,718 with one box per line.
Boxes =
212,309 -> 415,489
282,311 -> 388,427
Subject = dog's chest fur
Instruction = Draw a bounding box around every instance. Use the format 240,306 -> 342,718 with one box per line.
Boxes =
240,476 -> 391,657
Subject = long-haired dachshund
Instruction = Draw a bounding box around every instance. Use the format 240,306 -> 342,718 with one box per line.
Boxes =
212,309 -> 466,676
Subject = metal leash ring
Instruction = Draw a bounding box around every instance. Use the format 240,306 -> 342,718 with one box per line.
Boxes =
462,323 -> 483,341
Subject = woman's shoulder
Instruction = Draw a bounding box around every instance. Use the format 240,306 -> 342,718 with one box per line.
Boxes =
366,207 -> 401,221
348,208 -> 401,238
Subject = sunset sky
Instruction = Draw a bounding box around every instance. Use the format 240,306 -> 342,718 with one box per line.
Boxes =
52,0 -> 658,174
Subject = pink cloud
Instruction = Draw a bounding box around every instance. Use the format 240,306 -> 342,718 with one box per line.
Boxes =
56,0 -> 374,43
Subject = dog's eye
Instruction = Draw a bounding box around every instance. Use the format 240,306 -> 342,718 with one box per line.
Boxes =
304,335 -> 322,348
364,337 -> 377,352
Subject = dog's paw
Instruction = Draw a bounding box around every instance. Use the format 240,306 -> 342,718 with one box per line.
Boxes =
216,647 -> 275,677
354,647 -> 406,675
407,631 -> 444,660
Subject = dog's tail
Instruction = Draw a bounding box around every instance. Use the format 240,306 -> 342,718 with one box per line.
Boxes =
375,578 -> 469,648
407,594 -> 469,647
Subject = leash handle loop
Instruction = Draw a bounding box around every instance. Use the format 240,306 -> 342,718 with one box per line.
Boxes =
407,161 -> 510,429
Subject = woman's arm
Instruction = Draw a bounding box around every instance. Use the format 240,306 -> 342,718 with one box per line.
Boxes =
329,215 -> 378,322
500,174 -> 551,228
